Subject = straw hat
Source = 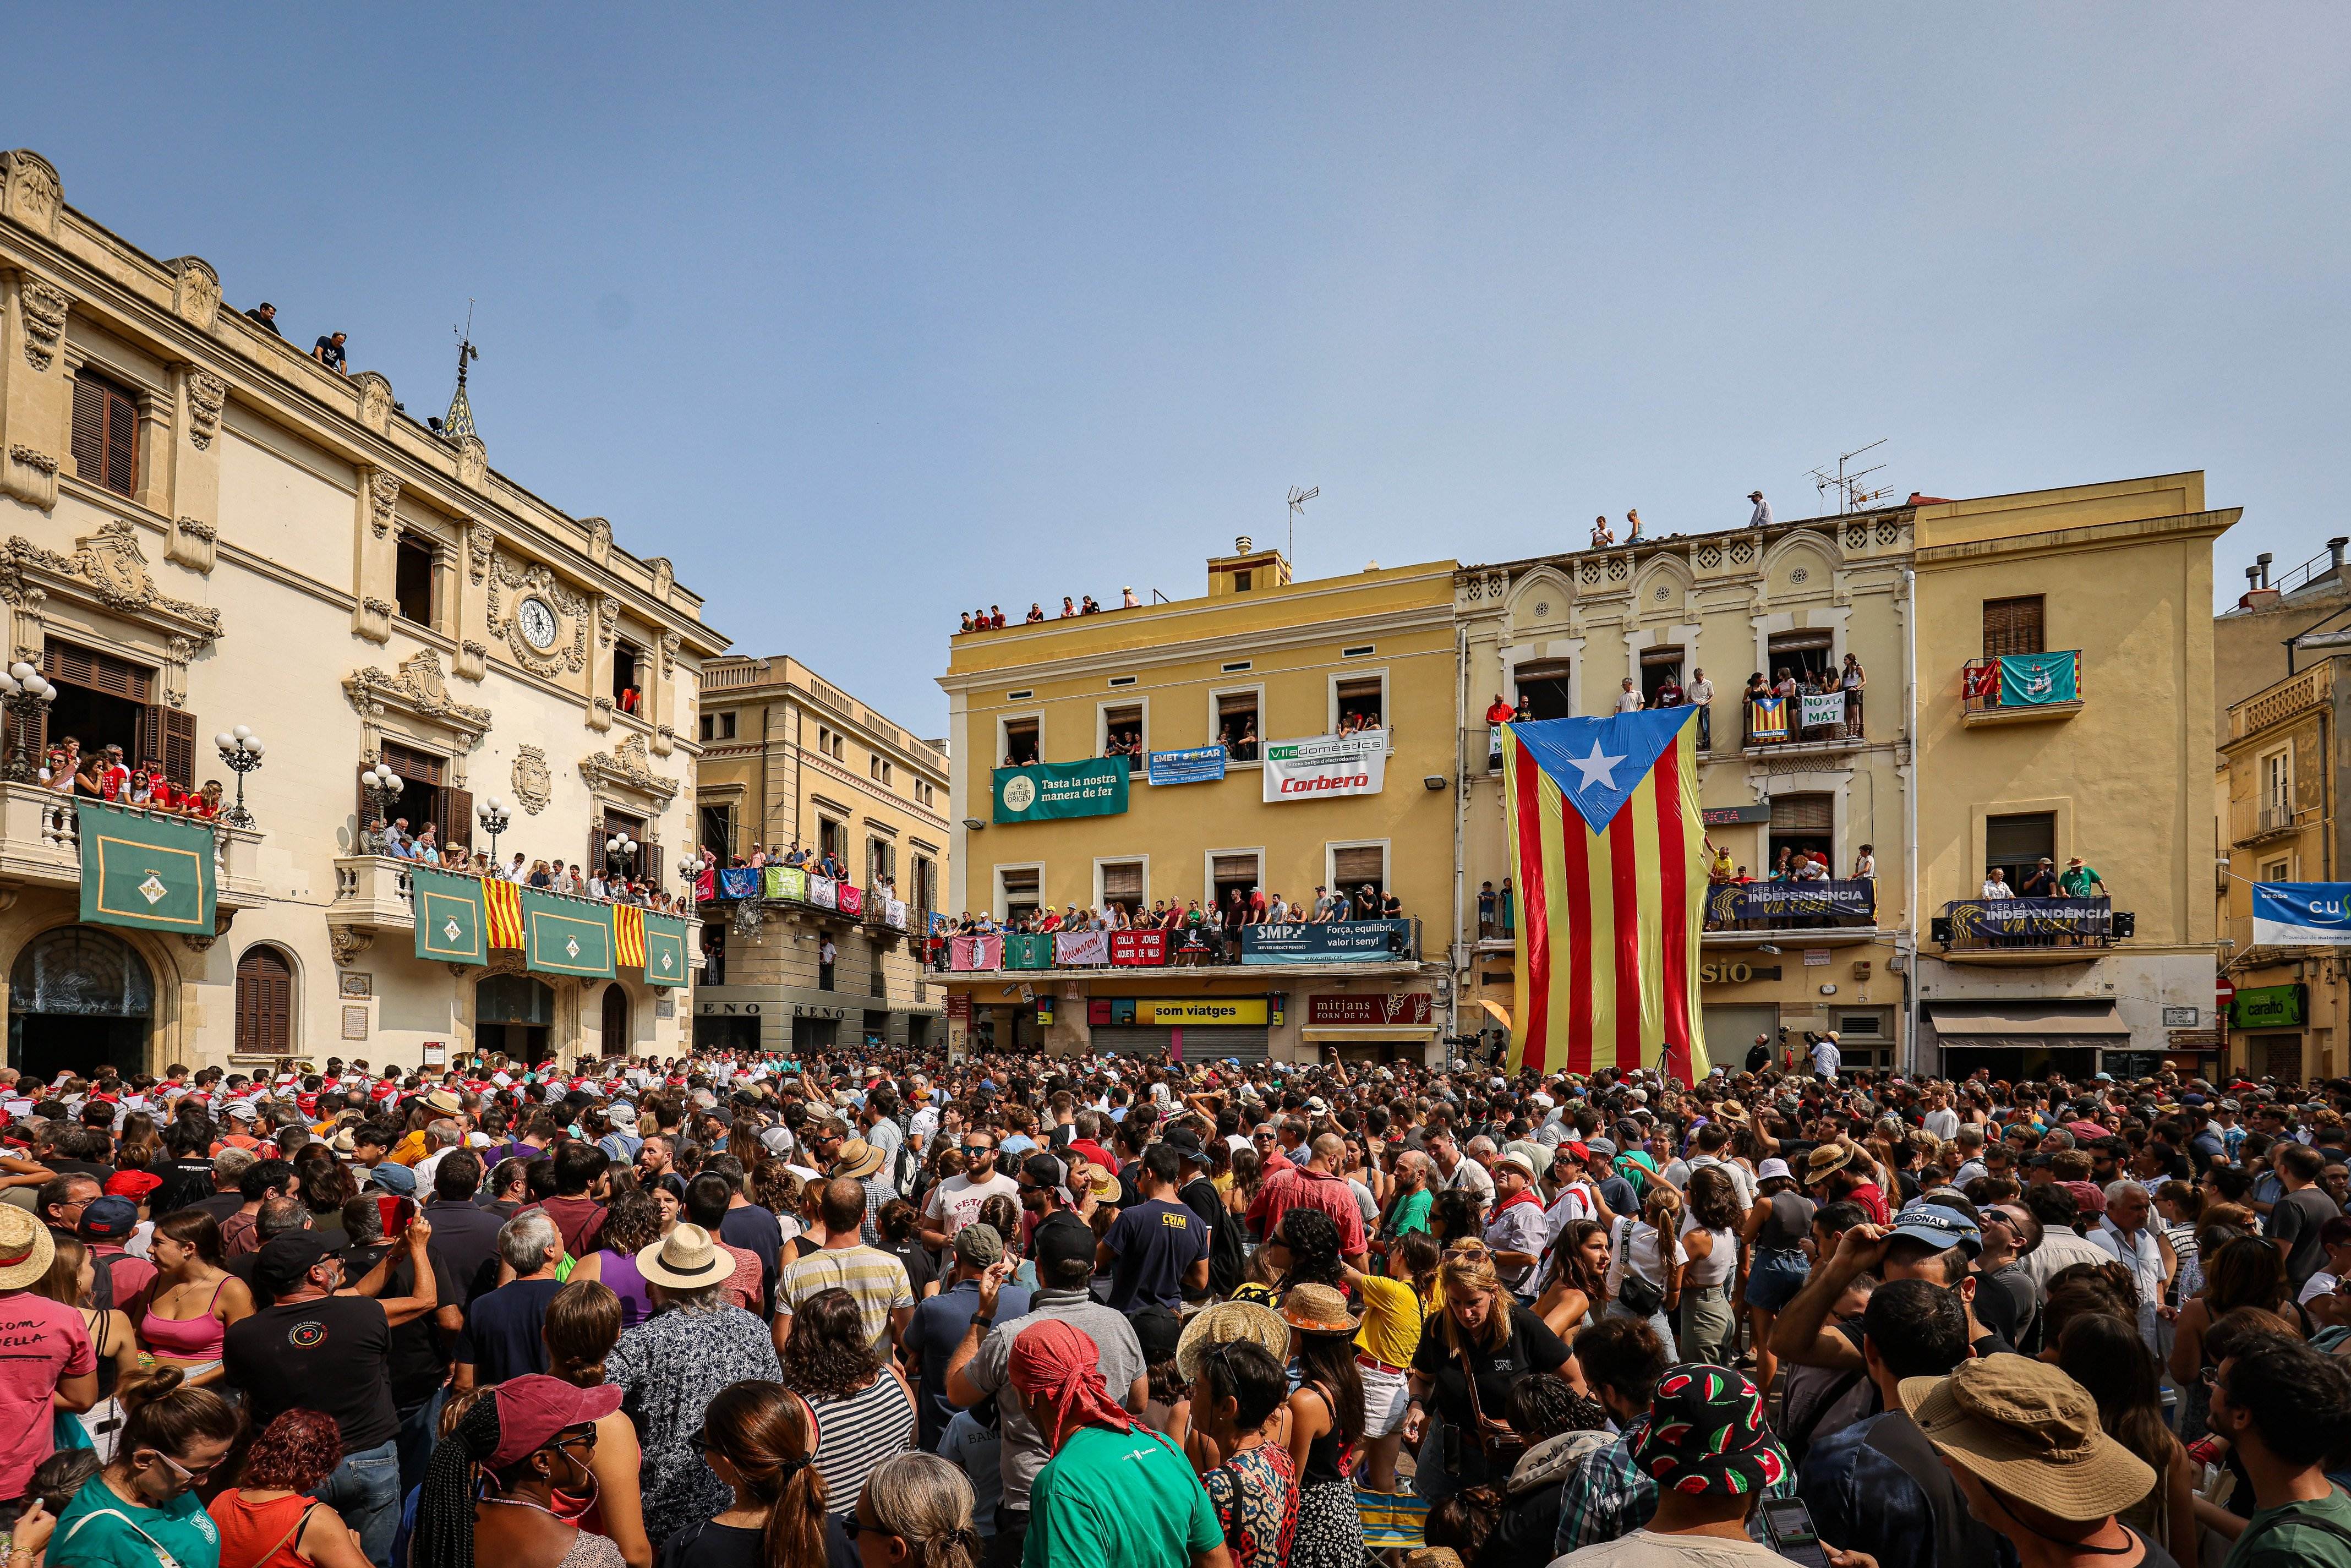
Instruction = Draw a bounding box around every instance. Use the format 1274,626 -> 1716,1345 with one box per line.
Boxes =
423,1088 -> 464,1117
1175,1299 -> 1291,1385
1803,1144 -> 1854,1184
833,1139 -> 887,1181
1083,1167 -> 1120,1203
1899,1358 -> 2155,1522
635,1223 -> 735,1290
0,1208 -> 51,1291
1281,1282 -> 1362,1336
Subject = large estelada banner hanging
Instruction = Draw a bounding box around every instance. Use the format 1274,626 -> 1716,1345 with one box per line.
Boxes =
520,888 -> 616,979
412,867 -> 489,963
642,914 -> 690,987
77,802 -> 216,935
1503,711 -> 1708,1082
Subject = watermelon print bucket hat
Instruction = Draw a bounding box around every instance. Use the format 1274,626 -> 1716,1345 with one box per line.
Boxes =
1632,1362 -> 1791,1496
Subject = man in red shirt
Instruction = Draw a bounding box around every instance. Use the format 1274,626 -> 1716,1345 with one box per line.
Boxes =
1245,1132 -> 1367,1267
86,744 -> 129,801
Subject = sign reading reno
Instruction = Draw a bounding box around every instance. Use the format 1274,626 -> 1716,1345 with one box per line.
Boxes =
1263,729 -> 1388,802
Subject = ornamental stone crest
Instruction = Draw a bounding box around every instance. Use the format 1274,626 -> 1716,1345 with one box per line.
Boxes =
467,522 -> 495,584
367,471 -> 400,538
511,745 -> 553,815
168,258 -> 221,331
355,373 -> 393,435
485,551 -> 589,678
0,519 -> 223,642
18,280 -> 67,373
0,151 -> 62,236
455,436 -> 487,489
647,558 -> 674,602
584,518 -> 613,565
579,730 -> 679,809
342,650 -> 493,753
185,371 -> 226,450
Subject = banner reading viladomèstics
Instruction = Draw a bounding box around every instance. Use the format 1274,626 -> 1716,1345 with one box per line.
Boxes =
1262,730 -> 1387,802
994,758 -> 1130,822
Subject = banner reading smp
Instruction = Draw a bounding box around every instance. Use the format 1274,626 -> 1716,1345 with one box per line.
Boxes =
993,757 -> 1130,822
2251,882 -> 2351,946
1262,729 -> 1388,802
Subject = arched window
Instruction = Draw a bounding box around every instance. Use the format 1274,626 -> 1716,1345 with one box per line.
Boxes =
600,983 -> 631,1053
234,945 -> 296,1056
71,371 -> 139,498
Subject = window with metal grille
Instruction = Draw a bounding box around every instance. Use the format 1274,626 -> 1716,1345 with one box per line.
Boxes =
1331,843 -> 1387,894
1100,860 -> 1144,908
1982,596 -> 2046,657
70,372 -> 138,497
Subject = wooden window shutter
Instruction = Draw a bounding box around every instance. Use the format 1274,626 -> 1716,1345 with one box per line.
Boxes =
136,706 -> 162,773
161,709 -> 195,788
1769,794 -> 1834,832
234,946 -> 294,1055
1981,596 -> 2046,657
1101,861 -> 1144,903
1211,853 -> 1258,883
589,818 -> 605,877
442,785 -> 473,855
1332,845 -> 1386,886
641,838 -> 662,888
70,374 -> 137,498
44,641 -> 152,702
380,742 -> 442,785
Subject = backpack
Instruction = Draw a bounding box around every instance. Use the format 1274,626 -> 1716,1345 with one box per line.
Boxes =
1187,1177 -> 1244,1298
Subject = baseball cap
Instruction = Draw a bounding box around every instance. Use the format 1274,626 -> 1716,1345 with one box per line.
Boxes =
489,1375 -> 626,1469
254,1232 -> 343,1293
1889,1203 -> 1982,1260
366,1162 -> 418,1197
78,1196 -> 139,1241
1032,1212 -> 1096,1275
954,1222 -> 1005,1268
1162,1126 -> 1213,1167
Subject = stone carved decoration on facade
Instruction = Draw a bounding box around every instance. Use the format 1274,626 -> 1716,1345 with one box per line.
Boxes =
646,558 -> 674,603
658,630 -> 680,679
579,730 -> 680,810
8,446 -> 56,476
467,522 -> 495,584
354,373 -> 393,435
181,908 -> 237,955
163,636 -> 199,708
327,927 -> 375,966
455,436 -> 487,489
353,597 -> 395,644
595,595 -> 617,649
169,517 -> 220,581
455,638 -> 488,683
0,152 -> 62,237
511,745 -> 553,815
652,722 -> 675,758
588,695 -> 614,734
584,518 -> 613,566
0,520 -> 223,644
18,279 -> 67,373
184,371 -> 226,451
342,651 -> 493,755
484,551 -> 590,678
366,471 -> 401,539
167,258 -> 221,332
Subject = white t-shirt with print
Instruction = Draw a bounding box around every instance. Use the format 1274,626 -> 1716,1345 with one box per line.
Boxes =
923,1171 -> 1020,1237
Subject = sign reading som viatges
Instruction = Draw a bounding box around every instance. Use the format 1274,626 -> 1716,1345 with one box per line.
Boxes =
993,757 -> 1130,822
1263,729 -> 1388,802
2251,881 -> 2351,946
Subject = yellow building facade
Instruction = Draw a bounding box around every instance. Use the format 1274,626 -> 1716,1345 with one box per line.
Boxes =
691,654 -> 950,1053
0,149 -> 726,1074
937,543 -> 1461,1063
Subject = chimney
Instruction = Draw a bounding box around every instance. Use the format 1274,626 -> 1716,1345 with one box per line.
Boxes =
2257,551 -> 2274,588
1235,536 -> 1251,554
2331,537 -> 2347,574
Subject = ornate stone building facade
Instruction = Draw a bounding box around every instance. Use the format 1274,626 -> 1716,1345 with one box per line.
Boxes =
0,149 -> 728,1074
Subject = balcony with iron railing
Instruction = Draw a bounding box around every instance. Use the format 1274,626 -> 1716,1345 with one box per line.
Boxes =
1741,692 -> 1863,753
2233,796 -> 2318,848
0,783 -> 267,909
1932,895 -> 2129,963
1961,651 -> 2084,725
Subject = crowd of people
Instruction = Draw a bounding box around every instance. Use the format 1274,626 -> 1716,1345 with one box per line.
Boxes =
0,1045 -> 2348,1568
934,883 -> 1408,966
37,738 -> 226,819
362,823 -> 687,915
961,590 -> 1144,633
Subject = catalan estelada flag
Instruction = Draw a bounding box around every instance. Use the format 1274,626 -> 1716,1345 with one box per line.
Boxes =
614,904 -> 646,969
1503,709 -> 1708,1083
483,877 -> 524,950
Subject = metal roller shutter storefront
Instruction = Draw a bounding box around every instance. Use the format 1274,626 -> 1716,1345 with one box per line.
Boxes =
1086,1025 -> 1270,1064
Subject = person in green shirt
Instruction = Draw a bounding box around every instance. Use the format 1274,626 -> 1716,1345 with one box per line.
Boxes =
2210,1335 -> 2351,1568
54,1368 -> 240,1568
1384,1151 -> 1435,1238
2058,857 -> 2106,898
1009,1316 -> 1229,1568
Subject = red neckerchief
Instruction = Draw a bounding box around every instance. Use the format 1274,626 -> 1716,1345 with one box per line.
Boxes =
1492,1187 -> 1545,1219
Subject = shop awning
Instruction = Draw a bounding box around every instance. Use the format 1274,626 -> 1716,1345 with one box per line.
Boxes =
1302,1025 -> 1442,1041
1927,1003 -> 2128,1036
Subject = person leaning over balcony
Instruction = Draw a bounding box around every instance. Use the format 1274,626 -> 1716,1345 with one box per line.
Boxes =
1025,603 -> 1045,623
1982,867 -> 2014,899
1653,670 -> 1684,708
2061,857 -> 2106,898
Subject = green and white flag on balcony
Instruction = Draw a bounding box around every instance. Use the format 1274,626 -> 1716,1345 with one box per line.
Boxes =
521,888 -> 616,979
642,914 -> 690,988
77,802 -> 216,935
412,867 -> 489,965
1999,653 -> 2076,707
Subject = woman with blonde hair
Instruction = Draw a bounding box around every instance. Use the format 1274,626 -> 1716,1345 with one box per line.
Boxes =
854,1452 -> 981,1568
1398,1242 -> 1572,1501
33,1233 -> 140,1440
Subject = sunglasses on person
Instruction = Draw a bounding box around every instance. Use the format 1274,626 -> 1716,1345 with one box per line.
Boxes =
963,1143 -> 995,1156
147,1449 -> 222,1488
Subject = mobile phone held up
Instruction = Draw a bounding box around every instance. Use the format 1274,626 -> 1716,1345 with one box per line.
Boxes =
1760,1497 -> 1833,1568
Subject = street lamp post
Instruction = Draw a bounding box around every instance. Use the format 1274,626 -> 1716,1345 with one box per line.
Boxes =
211,726 -> 265,828
476,795 -> 512,866
358,764 -> 405,852
680,850 -> 711,914
0,663 -> 57,784
604,831 -> 638,884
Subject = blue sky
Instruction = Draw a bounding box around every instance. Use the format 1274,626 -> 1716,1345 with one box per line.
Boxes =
16,8 -> 2349,729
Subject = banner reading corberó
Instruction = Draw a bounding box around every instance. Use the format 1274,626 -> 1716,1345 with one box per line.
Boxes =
1262,729 -> 1388,802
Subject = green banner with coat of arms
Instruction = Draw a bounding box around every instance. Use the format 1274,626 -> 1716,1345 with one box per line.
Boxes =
412,867 -> 489,964
642,914 -> 690,988
992,757 -> 1129,823
78,802 -> 216,934
520,888 -> 616,979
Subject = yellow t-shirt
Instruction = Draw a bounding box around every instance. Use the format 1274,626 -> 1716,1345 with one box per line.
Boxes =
1355,1272 -> 1429,1368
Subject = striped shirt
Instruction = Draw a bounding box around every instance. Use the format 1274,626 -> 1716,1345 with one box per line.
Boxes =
777,1245 -> 915,1351
806,1370 -> 916,1512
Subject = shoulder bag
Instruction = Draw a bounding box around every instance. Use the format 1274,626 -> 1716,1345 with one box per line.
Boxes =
1614,1218 -> 1665,1318
1456,1331 -> 1527,1473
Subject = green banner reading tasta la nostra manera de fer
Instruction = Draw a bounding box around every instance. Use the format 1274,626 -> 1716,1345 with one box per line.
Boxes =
992,757 -> 1129,823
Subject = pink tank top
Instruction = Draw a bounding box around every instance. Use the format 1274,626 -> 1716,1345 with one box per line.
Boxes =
141,1279 -> 227,1359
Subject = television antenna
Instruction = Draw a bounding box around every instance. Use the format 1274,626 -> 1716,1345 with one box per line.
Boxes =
1807,439 -> 1890,515
1286,485 -> 1319,567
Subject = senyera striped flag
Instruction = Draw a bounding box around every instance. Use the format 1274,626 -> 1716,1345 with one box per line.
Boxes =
1502,709 -> 1708,1082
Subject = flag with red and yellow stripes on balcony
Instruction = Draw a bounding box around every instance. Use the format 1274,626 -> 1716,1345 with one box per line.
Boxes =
483,876 -> 524,949
1502,710 -> 1708,1083
614,903 -> 646,968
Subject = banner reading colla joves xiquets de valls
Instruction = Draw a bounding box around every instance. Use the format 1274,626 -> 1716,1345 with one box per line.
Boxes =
1262,729 -> 1388,802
